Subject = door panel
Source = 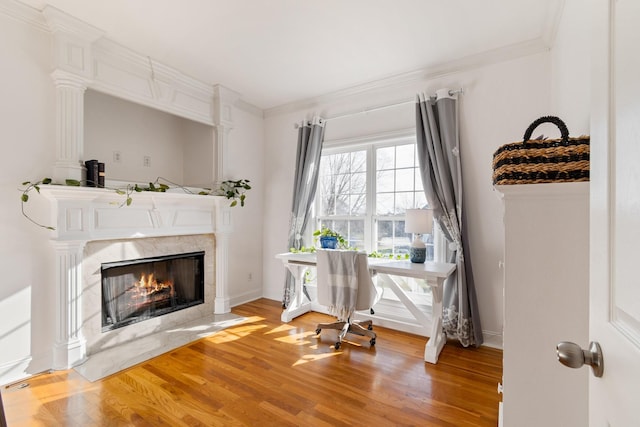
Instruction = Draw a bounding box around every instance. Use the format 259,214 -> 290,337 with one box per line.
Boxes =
590,0 -> 640,424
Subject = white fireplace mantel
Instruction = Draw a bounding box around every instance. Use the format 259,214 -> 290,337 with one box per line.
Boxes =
13,5 -> 243,370
38,186 -> 233,369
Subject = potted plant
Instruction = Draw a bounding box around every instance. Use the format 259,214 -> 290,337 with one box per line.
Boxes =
313,226 -> 346,249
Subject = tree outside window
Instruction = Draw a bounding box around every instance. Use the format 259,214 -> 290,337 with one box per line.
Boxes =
315,139 -> 433,260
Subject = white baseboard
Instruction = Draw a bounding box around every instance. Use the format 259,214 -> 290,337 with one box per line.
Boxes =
229,289 -> 264,308
481,331 -> 503,350
0,356 -> 33,387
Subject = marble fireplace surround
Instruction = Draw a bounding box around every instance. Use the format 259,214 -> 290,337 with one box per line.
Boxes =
83,235 -> 214,355
39,186 -> 235,377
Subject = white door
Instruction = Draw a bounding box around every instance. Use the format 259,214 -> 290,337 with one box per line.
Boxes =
589,0 -> 640,424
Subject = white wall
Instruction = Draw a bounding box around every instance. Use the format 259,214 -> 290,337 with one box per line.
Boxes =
85,89 -> 215,186
182,120 -> 215,188
0,10 -> 57,383
262,52 -> 553,346
550,0 -> 591,134
224,104 -> 266,306
0,5 -> 265,385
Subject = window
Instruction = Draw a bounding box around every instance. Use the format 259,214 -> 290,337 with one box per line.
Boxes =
314,137 -> 434,259
313,136 -> 438,322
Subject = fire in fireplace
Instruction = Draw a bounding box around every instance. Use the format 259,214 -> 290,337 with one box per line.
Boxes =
101,251 -> 205,331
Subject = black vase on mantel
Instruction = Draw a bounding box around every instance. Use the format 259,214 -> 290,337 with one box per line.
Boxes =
98,162 -> 105,188
85,159 -> 99,187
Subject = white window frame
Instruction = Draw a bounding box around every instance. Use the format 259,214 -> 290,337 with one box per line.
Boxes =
312,132 -> 446,261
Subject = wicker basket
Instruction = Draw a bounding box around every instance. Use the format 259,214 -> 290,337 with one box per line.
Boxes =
492,116 -> 590,185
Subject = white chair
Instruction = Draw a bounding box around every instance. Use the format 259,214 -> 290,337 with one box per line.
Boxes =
315,249 -> 378,349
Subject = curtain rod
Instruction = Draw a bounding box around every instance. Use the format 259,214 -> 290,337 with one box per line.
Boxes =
294,87 -> 464,128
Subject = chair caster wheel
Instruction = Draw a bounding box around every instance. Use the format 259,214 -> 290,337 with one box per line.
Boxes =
370,338 -> 376,346
367,324 -> 373,331
315,329 -> 321,335
335,342 -> 341,350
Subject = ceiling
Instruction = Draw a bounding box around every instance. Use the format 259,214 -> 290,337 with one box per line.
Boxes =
18,0 -> 563,110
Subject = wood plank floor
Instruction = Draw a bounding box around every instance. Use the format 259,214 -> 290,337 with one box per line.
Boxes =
2,298 -> 502,426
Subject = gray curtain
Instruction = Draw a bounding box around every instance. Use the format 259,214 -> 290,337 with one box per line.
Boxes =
282,116 -> 325,308
415,91 -> 483,347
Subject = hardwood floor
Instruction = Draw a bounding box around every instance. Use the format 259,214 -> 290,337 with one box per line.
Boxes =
2,299 -> 502,426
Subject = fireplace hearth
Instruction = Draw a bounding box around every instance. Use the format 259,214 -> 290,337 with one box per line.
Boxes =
101,251 -> 205,331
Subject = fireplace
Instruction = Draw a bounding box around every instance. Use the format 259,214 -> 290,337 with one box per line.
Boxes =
36,186 -> 232,370
101,251 -> 205,332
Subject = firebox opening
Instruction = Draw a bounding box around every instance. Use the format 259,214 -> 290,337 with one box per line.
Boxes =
101,251 -> 205,332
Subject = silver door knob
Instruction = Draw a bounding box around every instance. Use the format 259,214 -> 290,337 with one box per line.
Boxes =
556,341 -> 604,378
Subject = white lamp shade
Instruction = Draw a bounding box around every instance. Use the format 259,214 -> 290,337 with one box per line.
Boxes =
405,209 -> 434,234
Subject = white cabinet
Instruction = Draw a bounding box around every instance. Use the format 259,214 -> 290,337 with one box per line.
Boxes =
496,183 -> 588,427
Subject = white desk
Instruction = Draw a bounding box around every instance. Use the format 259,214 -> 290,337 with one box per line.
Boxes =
275,252 -> 456,364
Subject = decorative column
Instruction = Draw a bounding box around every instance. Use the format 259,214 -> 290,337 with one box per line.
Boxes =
214,199 -> 233,314
212,85 -> 239,314
51,240 -> 87,369
51,71 -> 89,183
212,84 -> 240,184
42,5 -> 103,183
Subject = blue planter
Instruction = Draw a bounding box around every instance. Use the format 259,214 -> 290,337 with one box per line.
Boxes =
319,236 -> 338,249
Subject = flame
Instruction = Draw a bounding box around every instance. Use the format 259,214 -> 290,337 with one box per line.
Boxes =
130,273 -> 175,300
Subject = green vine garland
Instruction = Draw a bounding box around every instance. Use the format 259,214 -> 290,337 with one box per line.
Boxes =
20,177 -> 251,230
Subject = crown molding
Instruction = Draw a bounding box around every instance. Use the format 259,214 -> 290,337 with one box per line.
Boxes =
0,0 -> 47,31
42,4 -> 104,41
264,37 -> 551,119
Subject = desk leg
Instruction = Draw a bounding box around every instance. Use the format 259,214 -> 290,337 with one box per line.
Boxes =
424,283 -> 445,364
280,263 -> 312,322
377,273 -> 445,364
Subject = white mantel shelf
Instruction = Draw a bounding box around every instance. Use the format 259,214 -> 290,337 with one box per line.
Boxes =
36,185 -> 233,370
39,185 -> 232,241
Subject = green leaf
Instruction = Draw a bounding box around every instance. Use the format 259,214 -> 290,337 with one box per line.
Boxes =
21,194 -> 28,202
230,200 -> 237,207
46,226 -> 55,230
42,178 -> 52,184
198,191 -> 208,195
34,185 -> 40,193
115,189 -> 125,195
126,197 -> 133,206
22,181 -> 31,186
65,179 -> 81,186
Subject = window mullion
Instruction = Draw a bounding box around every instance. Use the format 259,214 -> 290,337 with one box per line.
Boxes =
365,145 -> 375,253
